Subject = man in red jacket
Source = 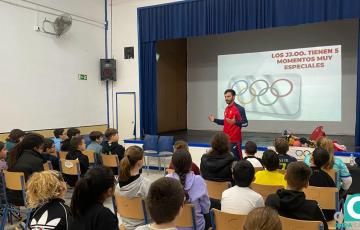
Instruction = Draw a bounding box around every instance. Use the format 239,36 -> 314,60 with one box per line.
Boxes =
208,89 -> 248,160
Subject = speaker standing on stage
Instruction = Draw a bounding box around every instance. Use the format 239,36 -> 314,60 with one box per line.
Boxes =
208,89 -> 248,160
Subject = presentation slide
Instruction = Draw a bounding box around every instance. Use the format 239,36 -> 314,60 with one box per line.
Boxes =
218,45 -> 342,121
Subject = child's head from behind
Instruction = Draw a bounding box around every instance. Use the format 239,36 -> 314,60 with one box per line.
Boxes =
233,160 -> 255,187
105,128 -> 119,142
54,128 -> 66,140
243,207 -> 281,230
7,129 -> 26,143
89,131 -> 104,144
43,138 -> 56,154
262,150 -> 279,172
274,138 -> 289,155
245,141 -> 257,155
0,141 -> 6,160
210,133 -> 230,155
285,161 -> 312,191
70,136 -> 86,152
171,150 -> 192,201
67,128 -> 81,139
146,177 -> 184,225
26,170 -> 67,208
119,146 -> 144,182
311,147 -> 330,168
174,140 -> 189,152
71,166 -> 115,217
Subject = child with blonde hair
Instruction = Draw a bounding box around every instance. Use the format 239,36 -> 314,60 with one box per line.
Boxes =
26,170 -> 71,230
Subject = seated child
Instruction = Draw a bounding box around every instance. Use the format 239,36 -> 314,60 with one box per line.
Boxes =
266,161 -> 328,230
243,207 -> 281,230
52,128 -> 67,152
274,138 -> 297,169
168,140 -> 200,175
243,141 -> 263,168
5,129 -> 25,159
102,128 -> 125,160
26,170 -> 71,230
61,128 -> 81,152
43,138 -> 60,170
135,177 -> 184,230
221,160 -> 264,214
87,131 -> 104,165
254,150 -> 286,187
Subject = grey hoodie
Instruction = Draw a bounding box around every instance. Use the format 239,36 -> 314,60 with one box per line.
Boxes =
115,175 -> 151,230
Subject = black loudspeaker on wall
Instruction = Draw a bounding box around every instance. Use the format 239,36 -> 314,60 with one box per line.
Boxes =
100,59 -> 116,81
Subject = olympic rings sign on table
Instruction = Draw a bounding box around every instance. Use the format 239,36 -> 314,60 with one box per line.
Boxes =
231,78 -> 294,106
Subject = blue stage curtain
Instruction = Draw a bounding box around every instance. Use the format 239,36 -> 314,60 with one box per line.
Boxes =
138,0 -> 360,139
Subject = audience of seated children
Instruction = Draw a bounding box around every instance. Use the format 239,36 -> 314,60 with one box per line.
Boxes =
116,146 -> 151,230
61,128 -> 81,152
69,166 -> 118,230
167,150 -> 210,230
168,140 -> 200,175
266,161 -> 328,230
135,177 -> 184,230
26,170 -> 71,230
7,133 -> 45,206
304,137 -> 352,190
221,160 -> 264,214
65,136 -> 89,187
200,133 -> 234,182
254,150 -> 286,187
243,207 -> 282,230
53,128 -> 67,153
243,141 -> 263,168
86,131 -> 104,165
308,147 -> 336,221
274,138 -> 297,169
102,128 -> 125,160
43,138 -> 60,170
5,128 -> 25,159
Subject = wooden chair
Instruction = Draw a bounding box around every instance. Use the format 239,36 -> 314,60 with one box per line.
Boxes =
59,151 -> 68,159
114,194 -> 148,229
205,180 -> 231,200
250,183 -> 284,200
175,203 -> 196,229
101,154 -> 120,175
210,208 -> 246,230
59,159 -> 81,178
1,171 -> 32,229
280,216 -> 324,230
82,150 -> 95,164
43,161 -> 53,171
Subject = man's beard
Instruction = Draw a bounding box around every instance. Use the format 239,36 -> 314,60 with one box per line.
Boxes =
226,100 -> 233,104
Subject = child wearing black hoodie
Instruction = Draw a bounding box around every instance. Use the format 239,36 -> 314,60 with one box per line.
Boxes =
266,161 -> 328,230
102,128 -> 125,161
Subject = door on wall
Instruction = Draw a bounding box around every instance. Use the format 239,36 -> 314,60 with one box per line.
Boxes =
116,92 -> 136,141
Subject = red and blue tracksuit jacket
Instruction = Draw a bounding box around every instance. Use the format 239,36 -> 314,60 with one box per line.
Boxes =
214,102 -> 248,143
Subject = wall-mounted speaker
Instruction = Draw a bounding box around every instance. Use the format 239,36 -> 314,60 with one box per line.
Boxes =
124,47 -> 134,59
100,59 -> 116,81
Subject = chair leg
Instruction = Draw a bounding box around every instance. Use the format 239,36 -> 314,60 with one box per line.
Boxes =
1,207 -> 8,230
25,209 -> 32,230
158,158 -> 161,173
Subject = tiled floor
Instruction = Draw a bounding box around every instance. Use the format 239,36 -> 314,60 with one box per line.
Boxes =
3,169 -> 164,230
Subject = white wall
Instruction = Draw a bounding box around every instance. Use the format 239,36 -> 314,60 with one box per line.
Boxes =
0,0 -> 107,132
187,19 -> 358,135
109,0 -> 182,138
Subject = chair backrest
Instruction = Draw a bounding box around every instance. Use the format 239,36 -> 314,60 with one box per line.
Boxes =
2,170 -> 27,205
205,180 -> 231,200
59,151 -> 68,159
211,208 -> 246,230
115,194 -> 148,223
143,135 -> 159,152
175,203 -> 196,229
250,183 -> 284,200
303,186 -> 339,210
101,154 -> 120,168
43,161 -> 53,171
82,150 -> 95,164
158,136 -> 174,153
59,159 -> 81,177
280,216 -> 323,230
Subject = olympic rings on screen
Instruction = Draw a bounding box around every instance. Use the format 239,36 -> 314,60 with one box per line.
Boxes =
231,78 -> 294,106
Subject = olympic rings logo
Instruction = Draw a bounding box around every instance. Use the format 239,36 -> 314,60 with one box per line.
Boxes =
295,149 -> 311,157
231,78 -> 294,106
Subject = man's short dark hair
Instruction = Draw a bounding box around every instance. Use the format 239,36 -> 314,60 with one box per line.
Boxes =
245,141 -> 257,155
146,177 -> 184,224
224,89 -> 236,96
104,128 -> 118,139
67,128 -> 80,139
54,128 -> 65,138
274,138 -> 289,155
262,150 -> 279,171
285,161 -> 312,191
233,160 -> 255,187
89,131 -> 104,141
43,138 -> 54,152
312,147 -> 330,168
70,136 -> 84,151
